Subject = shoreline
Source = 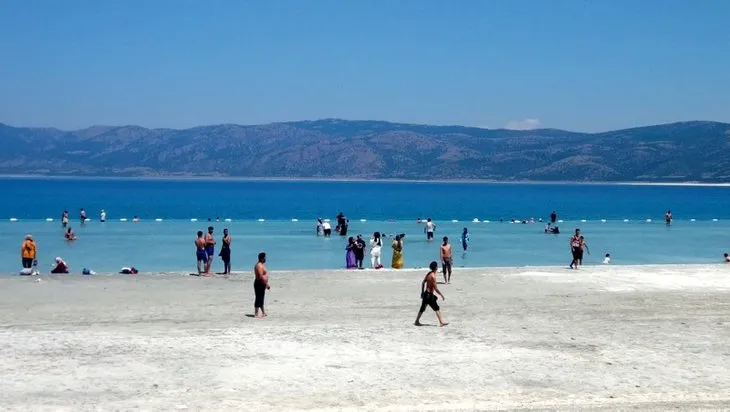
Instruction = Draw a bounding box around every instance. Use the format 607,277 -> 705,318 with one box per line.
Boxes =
0,174 -> 729,186
8,262 -> 728,277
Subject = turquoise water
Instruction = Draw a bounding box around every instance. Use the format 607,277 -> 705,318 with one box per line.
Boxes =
1,178 -> 729,273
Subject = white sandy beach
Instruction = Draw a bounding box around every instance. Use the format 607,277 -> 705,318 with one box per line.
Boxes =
1,264 -> 729,411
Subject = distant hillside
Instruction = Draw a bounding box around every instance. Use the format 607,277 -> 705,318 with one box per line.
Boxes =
1,119 -> 729,182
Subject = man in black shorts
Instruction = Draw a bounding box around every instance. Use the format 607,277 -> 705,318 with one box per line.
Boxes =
415,261 -> 448,327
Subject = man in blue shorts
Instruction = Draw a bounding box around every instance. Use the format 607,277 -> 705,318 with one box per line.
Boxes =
195,231 -> 207,275
204,226 -> 216,276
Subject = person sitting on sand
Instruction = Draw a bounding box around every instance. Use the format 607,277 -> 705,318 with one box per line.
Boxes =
64,227 -> 77,241
51,257 -> 69,274
725,253 -> 730,263
414,261 -> 448,327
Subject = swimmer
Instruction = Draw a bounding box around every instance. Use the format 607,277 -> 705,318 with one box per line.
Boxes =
569,229 -> 582,269
414,261 -> 448,327
603,253 -> 611,264
724,253 -> 730,263
80,208 -> 87,224
440,236 -> 453,284
132,216 -> 140,223
424,218 -> 436,241
254,252 -> 270,318
665,210 -> 672,225
195,231 -> 207,275
204,226 -> 216,275
461,227 -> 470,252
100,209 -> 106,222
64,227 -> 77,241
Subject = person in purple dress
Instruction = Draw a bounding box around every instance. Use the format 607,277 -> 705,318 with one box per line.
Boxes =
346,237 -> 357,269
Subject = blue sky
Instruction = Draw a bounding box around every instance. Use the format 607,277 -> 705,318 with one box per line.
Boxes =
1,0 -> 729,132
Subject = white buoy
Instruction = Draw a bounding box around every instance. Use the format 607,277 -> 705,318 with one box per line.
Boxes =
9,218 -> 17,222
451,219 -> 458,223
623,219 -> 629,222
45,218 -> 53,222
155,218 -> 163,222
690,218 -> 696,222
646,219 -> 652,223
712,218 -> 719,222
291,218 -> 299,222
190,218 -> 197,222
472,218 -> 480,223
600,219 -> 607,223
359,219 -> 367,222
224,218 -> 232,222
120,218 -> 128,222
484,220 -> 490,223
557,219 -> 564,223
581,219 -> 587,223
257,218 -> 265,222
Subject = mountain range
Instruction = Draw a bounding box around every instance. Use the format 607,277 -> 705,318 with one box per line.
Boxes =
1,119 -> 729,182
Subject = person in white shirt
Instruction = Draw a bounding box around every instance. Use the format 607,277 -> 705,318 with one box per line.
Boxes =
370,232 -> 383,269
603,253 -> 611,264
322,220 -> 331,237
424,218 -> 436,241
100,209 -> 106,223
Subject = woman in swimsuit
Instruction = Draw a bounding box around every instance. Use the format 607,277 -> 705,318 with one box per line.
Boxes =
569,229 -> 582,269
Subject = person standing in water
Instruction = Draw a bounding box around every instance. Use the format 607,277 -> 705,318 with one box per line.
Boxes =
322,220 -> 332,237
254,252 -> 270,318
21,234 -> 37,269
550,211 -> 557,224
569,229 -> 583,269
370,232 -> 383,269
80,208 -> 87,224
354,234 -> 366,269
665,210 -> 672,225
391,234 -> 404,269
414,261 -> 448,327
440,236 -> 453,284
316,219 -> 324,236
204,226 -> 216,275
100,209 -> 106,223
219,228 -> 232,275
195,231 -> 207,275
424,218 -> 436,241
460,228 -> 470,252
62,210 -> 69,228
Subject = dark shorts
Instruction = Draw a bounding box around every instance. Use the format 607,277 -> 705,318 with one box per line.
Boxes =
572,248 -> 583,260
196,250 -> 208,262
220,249 -> 231,263
323,228 -> 331,236
206,246 -> 215,259
254,280 -> 266,308
427,231 -> 434,240
442,258 -> 452,272
22,258 -> 33,269
419,292 -> 440,313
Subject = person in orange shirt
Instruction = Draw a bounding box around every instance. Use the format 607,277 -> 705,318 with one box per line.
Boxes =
21,234 -> 37,269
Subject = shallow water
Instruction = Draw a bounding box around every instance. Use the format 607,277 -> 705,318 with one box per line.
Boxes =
1,178 -> 729,274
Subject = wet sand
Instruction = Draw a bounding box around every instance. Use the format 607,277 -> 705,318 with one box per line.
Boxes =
1,264 -> 729,411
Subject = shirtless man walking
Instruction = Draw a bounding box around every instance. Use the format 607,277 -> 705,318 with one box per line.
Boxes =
204,226 -> 216,275
415,261 -> 448,327
195,231 -> 207,275
254,252 -> 271,318
440,236 -> 453,284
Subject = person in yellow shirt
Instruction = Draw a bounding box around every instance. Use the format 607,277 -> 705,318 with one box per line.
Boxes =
21,234 -> 37,269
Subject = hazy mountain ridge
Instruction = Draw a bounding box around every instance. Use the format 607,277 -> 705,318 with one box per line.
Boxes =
1,119 -> 729,182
